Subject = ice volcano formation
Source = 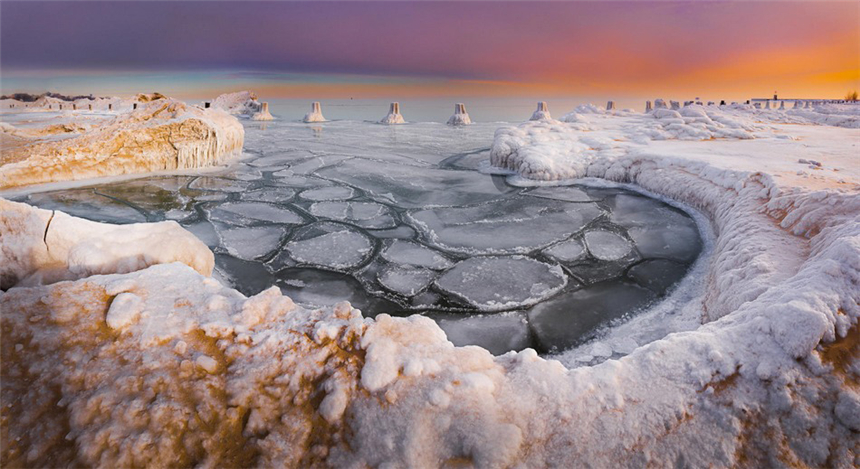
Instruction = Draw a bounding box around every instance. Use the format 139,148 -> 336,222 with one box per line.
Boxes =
10,122 -> 703,355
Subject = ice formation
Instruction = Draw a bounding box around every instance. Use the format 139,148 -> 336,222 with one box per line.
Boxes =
252,102 -> 274,121
1,102 -> 859,468
530,101 -> 552,121
447,103 -> 472,126
211,90 -> 262,116
303,102 -> 326,123
0,98 -> 244,189
379,102 -> 405,124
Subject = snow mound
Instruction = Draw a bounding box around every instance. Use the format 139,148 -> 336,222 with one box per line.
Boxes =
0,98 -> 244,189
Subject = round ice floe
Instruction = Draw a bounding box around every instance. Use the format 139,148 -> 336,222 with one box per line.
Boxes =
299,186 -> 355,201
378,266 -> 436,296
219,226 -> 284,260
309,201 -> 396,229
287,230 -> 372,269
210,202 -> 304,225
188,177 -> 250,192
543,238 -> 586,262
435,256 -> 567,311
381,240 -> 453,270
526,186 -> 591,203
432,311 -> 531,355
584,230 -> 632,261
411,198 -> 603,254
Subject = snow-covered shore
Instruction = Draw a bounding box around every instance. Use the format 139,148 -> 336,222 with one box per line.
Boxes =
1,103 -> 858,467
0,96 -> 244,189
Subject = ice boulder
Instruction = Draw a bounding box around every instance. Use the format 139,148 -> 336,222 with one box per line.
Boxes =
447,103 -> 472,126
380,102 -> 405,124
252,102 -> 274,121
670,100 -> 680,110
530,101 -> 552,121
654,99 -> 667,109
779,101 -> 785,110
303,102 -> 326,123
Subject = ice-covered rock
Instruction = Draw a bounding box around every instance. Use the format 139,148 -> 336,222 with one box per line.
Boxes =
303,102 -> 326,123
654,98 -> 667,109
252,102 -> 274,121
0,98 -> 244,189
447,103 -> 472,126
435,256 -> 567,311
645,100 -> 652,112
379,102 -> 405,124
606,100 -> 616,111
211,90 -> 261,116
530,101 -> 552,121
0,198 -> 213,288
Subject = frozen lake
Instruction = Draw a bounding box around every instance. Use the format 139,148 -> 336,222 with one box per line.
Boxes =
12,117 -> 702,355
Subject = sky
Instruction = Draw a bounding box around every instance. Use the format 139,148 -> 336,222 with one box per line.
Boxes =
1,1 -> 858,104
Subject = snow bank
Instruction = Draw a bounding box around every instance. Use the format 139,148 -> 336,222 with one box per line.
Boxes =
1,104 -> 859,467
0,98 -> 244,189
0,198 -> 213,288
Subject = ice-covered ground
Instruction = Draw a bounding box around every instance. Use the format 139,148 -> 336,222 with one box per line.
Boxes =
1,102 -> 859,467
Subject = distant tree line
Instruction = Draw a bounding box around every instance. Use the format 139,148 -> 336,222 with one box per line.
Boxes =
0,92 -> 97,102
846,91 -> 859,102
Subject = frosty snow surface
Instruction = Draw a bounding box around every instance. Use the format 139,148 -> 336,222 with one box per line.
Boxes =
13,118 -> 702,355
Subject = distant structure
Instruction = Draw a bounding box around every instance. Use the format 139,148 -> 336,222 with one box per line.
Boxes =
303,102 -> 326,123
530,101 -> 552,121
606,101 -> 616,111
380,102 -> 405,124
645,100 -> 652,112
204,102 -> 211,109
447,103 -> 472,126
720,100 -> 726,106
654,99 -> 667,109
253,102 -> 274,121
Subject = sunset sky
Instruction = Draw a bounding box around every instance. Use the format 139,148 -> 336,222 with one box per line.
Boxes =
2,1 -> 858,103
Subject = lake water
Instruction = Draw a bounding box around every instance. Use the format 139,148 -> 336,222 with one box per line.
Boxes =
12,116 -> 702,355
